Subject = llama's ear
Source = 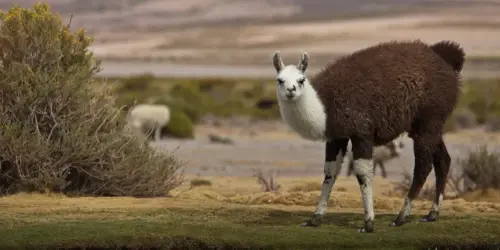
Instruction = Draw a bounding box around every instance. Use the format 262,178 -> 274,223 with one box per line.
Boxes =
297,51 -> 309,73
272,51 -> 284,73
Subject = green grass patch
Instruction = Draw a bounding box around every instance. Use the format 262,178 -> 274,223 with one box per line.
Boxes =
1,205 -> 499,249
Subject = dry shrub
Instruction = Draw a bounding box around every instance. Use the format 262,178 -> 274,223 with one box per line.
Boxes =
0,3 -> 183,197
392,167 -> 466,201
459,145 -> 500,191
393,145 -> 500,200
252,168 -> 281,192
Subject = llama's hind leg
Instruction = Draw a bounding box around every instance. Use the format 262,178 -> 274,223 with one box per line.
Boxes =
301,138 -> 348,227
391,136 -> 435,226
351,136 -> 375,233
420,139 -> 450,222
347,158 -> 355,176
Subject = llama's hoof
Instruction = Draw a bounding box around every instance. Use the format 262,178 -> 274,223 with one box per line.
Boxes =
390,218 -> 408,227
300,214 -> 322,227
357,228 -> 373,233
357,220 -> 374,233
419,211 -> 439,222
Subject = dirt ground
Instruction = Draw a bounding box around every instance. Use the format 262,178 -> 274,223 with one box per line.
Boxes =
146,120 -> 500,215
152,120 -> 500,181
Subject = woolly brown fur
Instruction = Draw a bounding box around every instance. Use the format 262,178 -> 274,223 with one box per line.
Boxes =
310,40 -> 464,147
287,40 -> 466,231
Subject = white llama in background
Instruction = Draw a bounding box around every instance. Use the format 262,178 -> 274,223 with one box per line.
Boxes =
126,104 -> 171,142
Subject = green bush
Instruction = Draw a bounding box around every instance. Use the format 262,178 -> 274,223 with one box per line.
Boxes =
117,73 -> 155,92
162,107 -> 194,139
0,3 -> 183,196
153,96 -> 202,124
460,79 -> 500,124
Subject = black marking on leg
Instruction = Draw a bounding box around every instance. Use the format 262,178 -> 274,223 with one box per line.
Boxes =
325,138 -> 349,162
420,211 -> 439,222
323,175 -> 332,184
355,175 -> 363,186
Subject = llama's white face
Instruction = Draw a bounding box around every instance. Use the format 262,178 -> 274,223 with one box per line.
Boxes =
272,51 -> 309,101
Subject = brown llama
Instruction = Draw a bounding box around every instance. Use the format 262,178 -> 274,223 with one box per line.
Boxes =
271,40 -> 465,233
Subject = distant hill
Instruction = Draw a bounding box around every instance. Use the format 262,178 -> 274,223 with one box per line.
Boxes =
0,0 -> 485,33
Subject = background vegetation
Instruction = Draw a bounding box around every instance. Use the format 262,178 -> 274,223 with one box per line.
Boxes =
0,3 -> 183,197
105,74 -> 500,136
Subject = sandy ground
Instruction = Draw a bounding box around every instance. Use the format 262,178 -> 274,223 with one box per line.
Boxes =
152,121 -> 500,183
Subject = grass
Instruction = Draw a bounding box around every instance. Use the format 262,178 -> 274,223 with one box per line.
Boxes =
0,195 -> 499,249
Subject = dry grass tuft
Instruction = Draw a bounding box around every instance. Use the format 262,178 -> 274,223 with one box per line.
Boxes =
252,168 -> 281,192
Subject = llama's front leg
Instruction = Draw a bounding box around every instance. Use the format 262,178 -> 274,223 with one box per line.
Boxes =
301,138 -> 348,227
351,137 -> 375,233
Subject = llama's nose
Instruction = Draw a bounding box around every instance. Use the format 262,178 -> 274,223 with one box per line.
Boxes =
286,86 -> 296,92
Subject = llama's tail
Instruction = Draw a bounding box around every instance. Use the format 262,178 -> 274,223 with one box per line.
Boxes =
430,41 -> 465,73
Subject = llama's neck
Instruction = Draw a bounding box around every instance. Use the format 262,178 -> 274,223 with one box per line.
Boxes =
278,85 -> 327,141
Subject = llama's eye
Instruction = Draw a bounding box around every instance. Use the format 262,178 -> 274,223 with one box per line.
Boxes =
297,78 -> 305,85
277,78 -> 284,85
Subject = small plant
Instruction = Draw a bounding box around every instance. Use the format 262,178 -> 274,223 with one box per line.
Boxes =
459,145 -> 500,191
190,179 -> 212,188
252,168 -> 281,192
161,107 -> 194,139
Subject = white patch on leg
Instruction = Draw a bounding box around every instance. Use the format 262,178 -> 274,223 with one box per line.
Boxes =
401,197 -> 412,217
314,152 -> 343,216
430,194 -> 443,212
353,159 -> 375,221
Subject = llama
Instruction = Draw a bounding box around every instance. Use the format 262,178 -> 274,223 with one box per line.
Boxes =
271,40 -> 464,233
126,104 -> 171,142
345,136 -> 405,178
